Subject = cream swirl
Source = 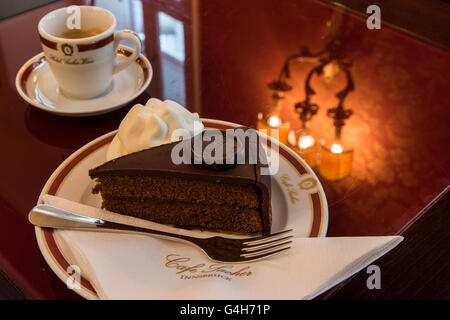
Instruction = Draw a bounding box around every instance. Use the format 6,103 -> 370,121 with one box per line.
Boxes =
106,98 -> 203,160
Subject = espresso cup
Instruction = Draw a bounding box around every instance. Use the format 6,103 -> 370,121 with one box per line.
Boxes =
38,6 -> 142,99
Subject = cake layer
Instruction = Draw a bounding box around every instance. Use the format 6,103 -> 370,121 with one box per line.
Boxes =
89,128 -> 272,234
92,175 -> 260,208
101,198 -> 263,234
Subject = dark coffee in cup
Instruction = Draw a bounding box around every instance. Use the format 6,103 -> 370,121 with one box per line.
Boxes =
57,27 -> 106,39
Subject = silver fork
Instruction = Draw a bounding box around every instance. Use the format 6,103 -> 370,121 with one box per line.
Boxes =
29,204 -> 293,263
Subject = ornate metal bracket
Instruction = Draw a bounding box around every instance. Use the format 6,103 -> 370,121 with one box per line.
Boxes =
327,60 -> 354,139
267,39 -> 354,139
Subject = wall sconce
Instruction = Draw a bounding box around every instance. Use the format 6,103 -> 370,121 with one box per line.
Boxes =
263,45 -> 328,161
289,62 -> 324,167
319,60 -> 354,180
257,83 -> 291,145
264,39 -> 355,179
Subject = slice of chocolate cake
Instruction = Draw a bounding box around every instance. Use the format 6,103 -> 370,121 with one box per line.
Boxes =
89,128 -> 271,234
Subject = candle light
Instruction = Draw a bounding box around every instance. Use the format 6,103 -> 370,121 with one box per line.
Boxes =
257,113 -> 290,144
289,130 -> 318,167
267,115 -> 282,127
330,142 -> 343,154
299,135 -> 315,149
318,140 -> 353,180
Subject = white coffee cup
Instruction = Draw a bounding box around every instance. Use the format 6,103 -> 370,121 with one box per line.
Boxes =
38,6 -> 142,99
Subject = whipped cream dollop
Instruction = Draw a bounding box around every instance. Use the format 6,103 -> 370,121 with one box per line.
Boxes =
106,98 -> 204,161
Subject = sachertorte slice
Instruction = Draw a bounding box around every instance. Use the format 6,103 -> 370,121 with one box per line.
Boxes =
89,128 -> 271,234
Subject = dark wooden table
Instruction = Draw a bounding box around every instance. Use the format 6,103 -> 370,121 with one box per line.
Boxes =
0,0 -> 449,300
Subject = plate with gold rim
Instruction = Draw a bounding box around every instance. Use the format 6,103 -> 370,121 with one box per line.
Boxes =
34,118 -> 328,299
15,45 -> 152,117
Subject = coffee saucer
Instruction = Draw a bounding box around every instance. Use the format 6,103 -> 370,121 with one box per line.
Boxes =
15,46 -> 152,117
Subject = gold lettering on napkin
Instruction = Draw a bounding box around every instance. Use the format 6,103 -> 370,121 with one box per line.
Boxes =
165,255 -> 205,274
164,254 -> 253,281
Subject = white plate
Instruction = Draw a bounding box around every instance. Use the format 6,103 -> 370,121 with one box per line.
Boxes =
34,119 -> 328,299
15,46 -> 152,117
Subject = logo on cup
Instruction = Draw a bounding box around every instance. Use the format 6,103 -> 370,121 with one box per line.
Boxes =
61,43 -> 74,56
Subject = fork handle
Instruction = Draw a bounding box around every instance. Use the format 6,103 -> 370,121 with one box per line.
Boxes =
29,204 -> 204,245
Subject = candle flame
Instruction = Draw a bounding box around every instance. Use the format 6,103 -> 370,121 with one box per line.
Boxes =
331,143 -> 343,154
267,115 -> 282,128
299,135 -> 315,149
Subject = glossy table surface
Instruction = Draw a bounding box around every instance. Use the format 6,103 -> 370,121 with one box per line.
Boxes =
0,0 -> 449,299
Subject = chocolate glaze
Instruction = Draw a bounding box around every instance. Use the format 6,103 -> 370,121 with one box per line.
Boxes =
89,128 -> 272,234
191,128 -> 244,170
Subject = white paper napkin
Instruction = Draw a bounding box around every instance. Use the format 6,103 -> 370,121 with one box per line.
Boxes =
42,194 -> 403,300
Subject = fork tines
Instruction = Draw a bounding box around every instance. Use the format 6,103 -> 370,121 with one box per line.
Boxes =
240,229 -> 293,260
